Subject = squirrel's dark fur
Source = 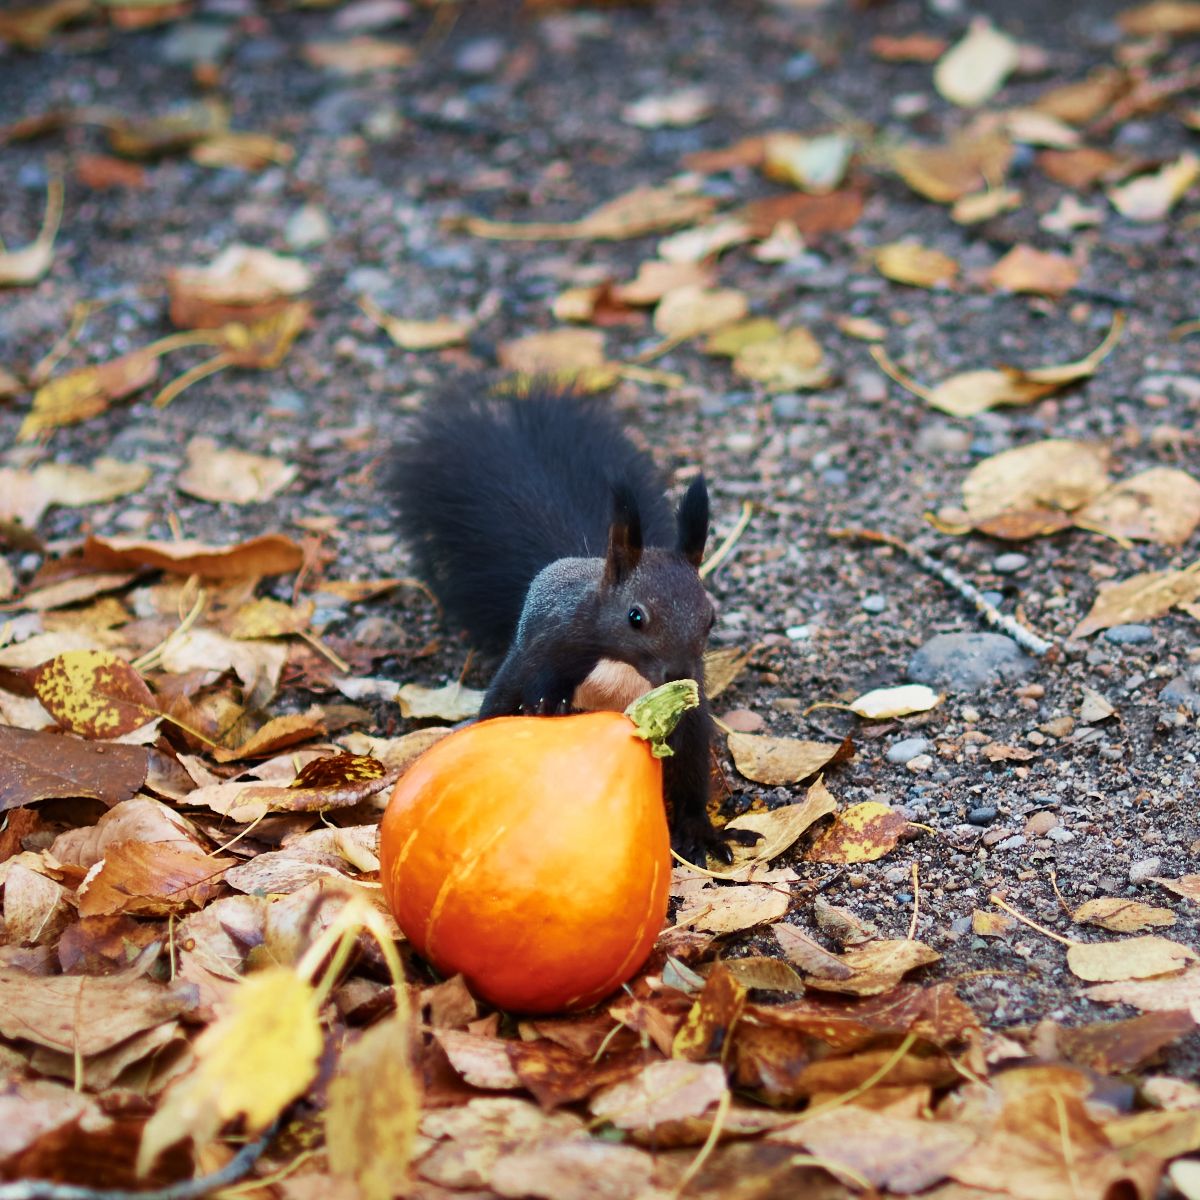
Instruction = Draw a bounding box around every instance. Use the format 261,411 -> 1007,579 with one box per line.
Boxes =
392,385 -> 756,864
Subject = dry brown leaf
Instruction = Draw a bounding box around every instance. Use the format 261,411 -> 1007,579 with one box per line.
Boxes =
1072,563 -> 1200,638
1067,936 -> 1198,982
0,0 -> 91,47
934,19 -> 1020,108
302,36 -> 415,72
870,32 -> 949,61
960,440 -> 1112,537
1119,2 -> 1200,36
622,86 -> 712,129
498,328 -> 608,382
190,132 -> 294,171
458,183 -> 717,242
974,909 -> 1017,936
1075,467 -> 1200,546
988,244 -> 1080,297
732,327 -> 831,391
653,286 -> 749,341
168,244 -> 311,328
1085,964 -> 1200,1020
1108,153 -> 1200,222
674,884 -> 791,933
806,801 -> 909,864
0,177 -> 63,288
1074,898 -> 1177,932
772,923 -> 853,980
1038,147 -> 1130,189
224,826 -> 379,895
1034,68 -> 1128,124
104,100 -> 229,157
613,260 -> 714,306
890,131 -> 1014,203
2,860 -> 72,946
951,185 -> 1024,224
20,348 -> 162,440
725,777 -> 838,867
589,1060 -> 726,1129
51,796 -> 209,869
875,242 -> 960,288
735,189 -> 865,238
359,294 -> 470,349
1154,876 -> 1200,903
78,841 -> 234,917
176,436 -> 297,505
727,732 -> 853,786
31,650 -> 160,740
801,939 -> 941,996
394,681 -> 485,722
225,596 -> 314,639
83,532 -> 305,579
703,644 -> 757,699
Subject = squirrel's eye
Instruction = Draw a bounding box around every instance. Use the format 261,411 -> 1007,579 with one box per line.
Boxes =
628,605 -> 646,630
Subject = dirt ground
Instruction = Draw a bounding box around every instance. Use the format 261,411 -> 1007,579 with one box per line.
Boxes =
2,0 -> 1198,1079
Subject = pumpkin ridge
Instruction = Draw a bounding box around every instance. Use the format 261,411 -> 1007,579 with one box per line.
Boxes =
425,822 -> 510,957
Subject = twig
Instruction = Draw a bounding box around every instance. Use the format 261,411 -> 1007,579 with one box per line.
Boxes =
829,527 -> 1055,657
700,501 -> 753,580
989,893 -> 1076,947
906,861 -> 920,941
0,1120 -> 279,1200
671,1088 -> 731,1199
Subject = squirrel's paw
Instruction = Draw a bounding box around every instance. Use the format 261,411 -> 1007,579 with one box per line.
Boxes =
672,818 -> 761,868
517,678 -> 575,717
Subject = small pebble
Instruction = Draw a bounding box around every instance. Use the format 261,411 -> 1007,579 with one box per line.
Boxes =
905,754 -> 934,772
1046,827 -> 1075,844
785,625 -> 811,641
1024,811 -> 1058,837
455,36 -> 506,76
993,553 -> 1028,574
995,835 -> 1026,852
968,806 -> 998,826
1129,857 -> 1163,885
1104,624 -> 1154,645
1160,673 -> 1200,714
883,865 -> 908,885
821,467 -> 848,486
886,737 -> 929,764
285,204 -> 331,250
961,705 -> 981,723
981,591 -> 1004,608
161,21 -> 235,64
861,594 -> 887,614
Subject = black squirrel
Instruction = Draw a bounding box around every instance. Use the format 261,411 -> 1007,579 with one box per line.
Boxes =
391,385 -> 757,864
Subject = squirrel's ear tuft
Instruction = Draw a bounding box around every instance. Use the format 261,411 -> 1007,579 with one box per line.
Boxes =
675,475 -> 708,568
603,484 -> 643,588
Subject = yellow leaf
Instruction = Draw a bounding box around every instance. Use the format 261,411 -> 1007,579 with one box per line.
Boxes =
933,19 -> 1020,107
1072,563 -> 1200,638
848,684 -> 942,719
327,1015 -> 420,1200
0,177 -> 63,288
1073,898 -> 1177,933
653,286 -> 749,341
1067,936 -> 1197,982
1108,153 -> 1200,222
988,244 -> 1080,297
725,777 -> 838,866
1075,467 -> 1200,546
732,328 -> 831,391
359,295 -> 470,350
727,732 -> 852,786
806,801 -> 909,864
874,242 -> 959,288
138,967 -> 322,1173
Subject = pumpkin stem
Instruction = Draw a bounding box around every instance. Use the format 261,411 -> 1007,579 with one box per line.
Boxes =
625,679 -> 700,758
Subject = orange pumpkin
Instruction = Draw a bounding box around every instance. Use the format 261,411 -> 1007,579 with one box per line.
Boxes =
379,707 -> 674,1014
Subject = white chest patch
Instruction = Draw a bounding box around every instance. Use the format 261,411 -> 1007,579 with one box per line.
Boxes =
572,658 -> 654,712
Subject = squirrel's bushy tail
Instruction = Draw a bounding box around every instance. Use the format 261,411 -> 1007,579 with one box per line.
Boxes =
390,386 -> 675,655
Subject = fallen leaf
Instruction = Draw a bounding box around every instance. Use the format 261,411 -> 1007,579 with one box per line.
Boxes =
190,132 -> 294,171
0,0 -> 90,48
1154,876 -> 1200,904
302,36 -> 414,72
458,183 -> 716,242
951,186 -> 1024,224
0,177 -> 62,287
622,86 -> 712,128
1075,468 -> 1200,546
138,967 -> 322,1172
801,939 -> 941,996
703,645 -> 757,699
394,681 -> 484,722
960,440 -> 1112,537
762,132 -> 854,194
1119,2 -> 1200,36
1078,686 -> 1117,723
974,909 -> 1017,936
806,801 -> 909,864
653,286 -> 749,341
934,19 -> 1020,107
51,796 -> 209,869
813,896 -> 878,946
1074,898 -> 1177,932
78,841 -> 234,917
870,32 -> 948,62
875,242 -> 960,288
734,189 -> 864,237
674,884 -> 791,932
168,244 -> 311,328
731,327 -> 831,391
31,650 -> 160,739
724,778 -> 838,867
1067,936 -> 1197,982
988,244 -> 1080,297
1057,1012 -> 1197,1073
359,294 -> 471,349
498,328 -> 609,383
1038,147 -> 1129,189
105,100 -> 229,157
772,923 -> 853,980
1085,964 -> 1200,1020
76,154 -> 147,189
589,1060 -> 726,1129
20,349 -> 162,439
1108,153 -> 1200,222
727,732 -> 853,786
705,317 -> 782,357
848,684 -> 942,719
673,963 -> 748,1062
890,131 -> 1013,203
1072,563 -> 1200,638
83,532 -> 305,579
1002,109 -> 1082,149
613,260 -> 714,306
2,861 -> 72,946
176,437 -> 297,505
326,1014 -> 420,1200
1034,68 -> 1129,124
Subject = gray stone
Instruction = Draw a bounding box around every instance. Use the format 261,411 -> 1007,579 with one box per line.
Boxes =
993,553 -> 1028,574
1129,857 -> 1163,885
771,394 -> 804,421
1160,673 -> 1200,714
285,205 -> 331,250
1046,827 -> 1075,844
161,21 -> 234,64
455,36 -> 506,76
886,737 -> 930,764
908,633 -> 1035,693
861,594 -> 887,614
995,835 -> 1026,852
1104,624 -> 1154,645
968,806 -> 998,826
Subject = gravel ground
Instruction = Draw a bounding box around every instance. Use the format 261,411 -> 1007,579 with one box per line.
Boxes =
2,0 -> 1198,1072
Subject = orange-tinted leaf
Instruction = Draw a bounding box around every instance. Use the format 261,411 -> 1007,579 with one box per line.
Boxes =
78,840 -> 234,917
0,726 -> 148,810
82,532 -> 305,579
20,349 -> 161,440
806,801 -> 909,864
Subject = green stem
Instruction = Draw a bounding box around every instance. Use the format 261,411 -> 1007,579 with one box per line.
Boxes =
624,679 -> 699,758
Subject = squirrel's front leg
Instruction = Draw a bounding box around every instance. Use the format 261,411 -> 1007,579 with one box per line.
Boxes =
665,695 -> 760,866
481,641 -> 594,718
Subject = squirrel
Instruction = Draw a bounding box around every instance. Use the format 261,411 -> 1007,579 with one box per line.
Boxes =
390,384 -> 758,865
